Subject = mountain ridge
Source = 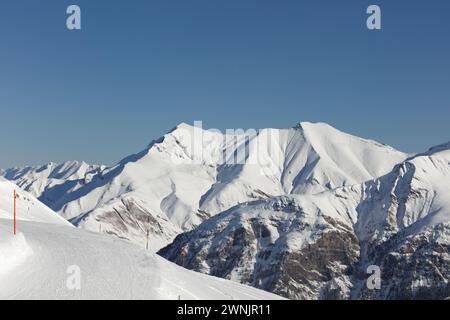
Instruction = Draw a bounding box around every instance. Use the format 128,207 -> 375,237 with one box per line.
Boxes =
1,122 -> 409,251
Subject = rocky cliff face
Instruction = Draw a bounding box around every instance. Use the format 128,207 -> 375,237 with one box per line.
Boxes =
354,223 -> 450,300
158,195 -> 361,299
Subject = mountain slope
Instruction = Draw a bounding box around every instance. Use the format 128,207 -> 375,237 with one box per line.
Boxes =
160,142 -> 450,300
0,181 -> 282,300
197,122 -> 408,215
1,123 -> 408,251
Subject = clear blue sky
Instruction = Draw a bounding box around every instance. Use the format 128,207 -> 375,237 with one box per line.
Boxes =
0,0 -> 449,168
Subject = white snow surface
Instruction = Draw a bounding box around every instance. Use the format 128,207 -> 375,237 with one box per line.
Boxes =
0,232 -> 33,278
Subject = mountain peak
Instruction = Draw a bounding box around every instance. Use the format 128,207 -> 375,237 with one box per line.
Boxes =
294,121 -> 330,128
170,122 -> 195,132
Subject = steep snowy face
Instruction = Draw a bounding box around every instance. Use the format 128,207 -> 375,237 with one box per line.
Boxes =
0,122 -> 407,251
160,142 -> 450,300
1,161 -> 105,204
355,141 -> 450,244
279,122 -> 408,194
196,122 -> 407,215
0,177 -> 70,227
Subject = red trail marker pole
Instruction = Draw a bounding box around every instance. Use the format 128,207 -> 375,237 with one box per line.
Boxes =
13,190 -> 17,235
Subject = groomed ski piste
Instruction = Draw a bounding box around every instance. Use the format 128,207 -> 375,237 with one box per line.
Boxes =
0,178 -> 282,300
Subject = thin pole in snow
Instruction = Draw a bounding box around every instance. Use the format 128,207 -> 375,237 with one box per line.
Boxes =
146,216 -> 150,250
13,190 -> 16,235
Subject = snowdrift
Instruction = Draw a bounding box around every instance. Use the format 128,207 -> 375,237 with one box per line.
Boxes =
0,232 -> 33,278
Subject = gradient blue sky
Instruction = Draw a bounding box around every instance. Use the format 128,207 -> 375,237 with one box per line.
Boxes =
0,0 -> 449,167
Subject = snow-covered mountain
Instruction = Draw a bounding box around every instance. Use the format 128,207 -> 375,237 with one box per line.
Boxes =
160,142 -> 450,300
1,122 -> 408,251
0,179 -> 282,300
0,161 -> 105,204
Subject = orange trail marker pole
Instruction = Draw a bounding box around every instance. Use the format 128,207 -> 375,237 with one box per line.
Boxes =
13,190 -> 16,235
